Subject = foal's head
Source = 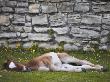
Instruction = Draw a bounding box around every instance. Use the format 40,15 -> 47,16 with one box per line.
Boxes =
3,59 -> 31,72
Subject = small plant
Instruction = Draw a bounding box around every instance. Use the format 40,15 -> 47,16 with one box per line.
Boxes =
107,32 -> 110,43
47,29 -> 55,37
59,41 -> 66,47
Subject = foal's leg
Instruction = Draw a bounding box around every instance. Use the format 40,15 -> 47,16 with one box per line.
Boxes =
57,53 -> 104,71
61,64 -> 83,72
61,64 -> 104,72
58,53 -> 94,66
49,64 -> 83,72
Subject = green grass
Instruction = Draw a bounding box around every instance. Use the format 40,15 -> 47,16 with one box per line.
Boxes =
0,47 -> 110,82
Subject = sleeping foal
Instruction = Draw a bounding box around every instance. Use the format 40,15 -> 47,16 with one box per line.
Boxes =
3,52 -> 107,72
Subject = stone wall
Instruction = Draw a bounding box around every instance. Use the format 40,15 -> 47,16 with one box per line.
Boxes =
0,0 -> 110,51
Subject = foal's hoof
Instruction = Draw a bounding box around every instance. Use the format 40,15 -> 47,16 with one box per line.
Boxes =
22,67 -> 32,72
82,68 -> 86,72
101,66 -> 108,72
26,67 -> 32,72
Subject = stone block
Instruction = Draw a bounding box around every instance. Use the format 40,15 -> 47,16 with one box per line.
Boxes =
39,0 -> 44,1
49,13 -> 67,26
2,7 -> 14,13
92,4 -> 102,13
28,0 -> 36,2
55,36 -> 74,43
74,3 -> 89,12
21,33 -> 28,38
1,26 -> 9,31
32,15 -> 48,25
29,4 -> 40,13
83,44 -> 93,51
89,41 -> 99,45
23,42 -> 33,48
70,27 -> 80,34
0,40 -> 7,46
0,1 -> 5,7
75,0 -> 88,2
8,44 -> 17,48
102,14 -> 110,25
6,1 -> 17,7
28,33 -> 51,41
8,39 -> 21,43
61,0 -> 71,1
80,25 -> 101,31
0,33 -> 17,38
17,0 -> 28,2
33,27 -> 69,34
17,2 -> 28,7
23,27 -> 32,32
44,0 -> 61,2
99,44 -> 108,50
101,30 -> 109,36
0,15 -> 10,26
14,26 -> 24,32
38,43 -> 59,49
68,14 -> 81,24
34,27 -> 49,33
15,8 -> 28,13
25,22 -> 32,27
70,28 -> 100,38
26,15 -> 31,22
81,29 -> 100,38
0,8 -> 1,12
57,2 -> 74,13
100,37 -> 108,43
22,38 -> 30,42
52,27 -> 69,34
92,2 -> 110,12
102,25 -> 110,30
64,44 -> 79,51
8,43 -> 22,48
12,14 -> 25,25
72,34 -> 88,38
48,0 -> 70,2
81,13 -> 102,24
41,3 -> 57,13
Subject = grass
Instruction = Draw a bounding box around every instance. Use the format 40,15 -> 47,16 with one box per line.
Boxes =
0,47 -> 110,82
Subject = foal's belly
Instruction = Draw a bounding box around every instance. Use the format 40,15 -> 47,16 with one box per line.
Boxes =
38,66 -> 49,71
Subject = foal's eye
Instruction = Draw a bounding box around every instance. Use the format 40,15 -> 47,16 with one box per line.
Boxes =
3,63 -> 8,68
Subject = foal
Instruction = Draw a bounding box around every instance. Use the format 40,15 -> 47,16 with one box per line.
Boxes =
3,52 -> 107,72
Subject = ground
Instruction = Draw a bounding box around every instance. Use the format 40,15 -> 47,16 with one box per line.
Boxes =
0,47 -> 110,82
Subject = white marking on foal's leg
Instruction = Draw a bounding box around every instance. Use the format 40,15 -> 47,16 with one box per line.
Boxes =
60,64 -> 82,72
81,65 -> 96,70
75,65 -> 103,71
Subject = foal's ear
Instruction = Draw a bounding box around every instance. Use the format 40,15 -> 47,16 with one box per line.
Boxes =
3,59 -> 13,66
6,58 -> 15,62
2,59 -> 11,70
5,59 -> 11,63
